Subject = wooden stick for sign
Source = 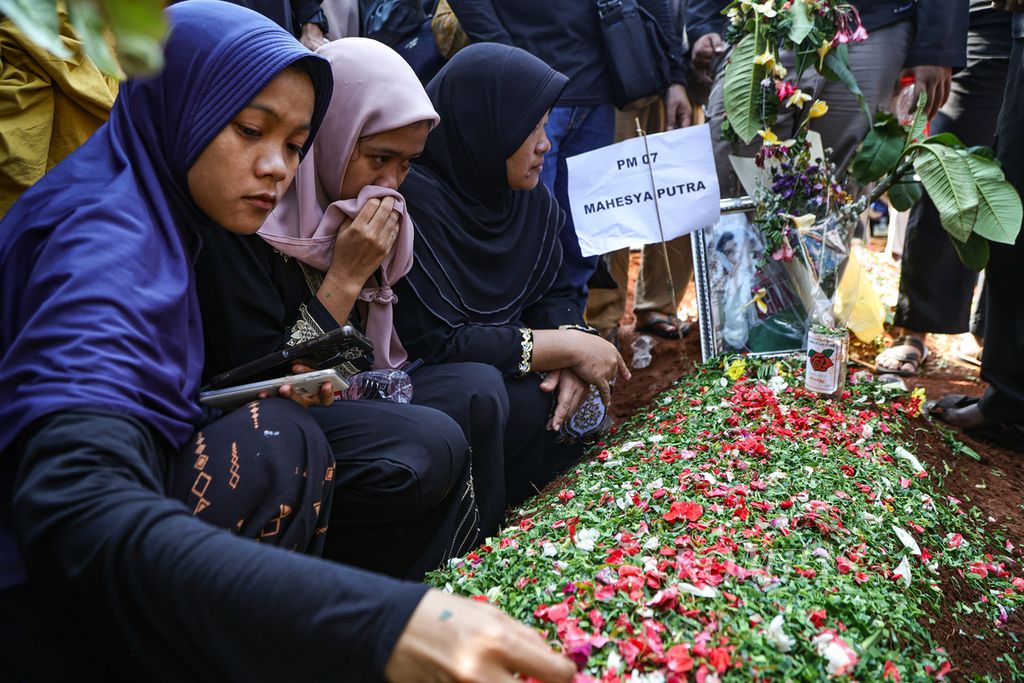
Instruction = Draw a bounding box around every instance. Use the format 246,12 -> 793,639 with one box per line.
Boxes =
635,117 -> 684,342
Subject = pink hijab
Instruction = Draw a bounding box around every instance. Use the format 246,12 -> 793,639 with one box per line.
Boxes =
259,38 -> 439,370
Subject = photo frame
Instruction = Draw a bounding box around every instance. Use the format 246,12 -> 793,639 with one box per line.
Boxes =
691,202 -> 811,363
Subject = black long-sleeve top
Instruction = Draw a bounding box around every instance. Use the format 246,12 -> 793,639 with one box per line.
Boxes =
7,411 -> 425,682
393,265 -> 584,377
685,0 -> 969,69
448,0 -> 689,106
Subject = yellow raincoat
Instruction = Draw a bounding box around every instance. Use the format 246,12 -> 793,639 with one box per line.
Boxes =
0,13 -> 118,216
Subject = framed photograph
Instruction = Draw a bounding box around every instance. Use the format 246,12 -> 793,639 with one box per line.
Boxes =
691,211 -> 810,362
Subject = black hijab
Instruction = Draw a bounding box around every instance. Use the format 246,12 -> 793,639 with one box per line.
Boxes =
399,43 -> 569,326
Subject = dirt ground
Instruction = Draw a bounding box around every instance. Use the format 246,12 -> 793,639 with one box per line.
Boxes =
602,247 -> 1024,680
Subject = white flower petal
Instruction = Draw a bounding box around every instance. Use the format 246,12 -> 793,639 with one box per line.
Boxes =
678,582 -> 720,598
575,528 -> 600,552
895,446 -> 925,473
894,555 -> 912,587
767,614 -> 796,652
892,525 -> 922,556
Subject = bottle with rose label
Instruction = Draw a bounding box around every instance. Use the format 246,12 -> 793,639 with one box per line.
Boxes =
804,324 -> 849,398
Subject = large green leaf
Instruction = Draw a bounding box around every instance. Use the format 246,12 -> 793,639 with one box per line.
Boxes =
950,232 -> 990,272
821,46 -> 867,118
104,0 -> 166,75
0,0 -> 71,57
905,92 -> 928,148
888,179 -> 923,212
722,33 -> 767,145
965,154 -> 1023,245
913,144 -> 979,242
67,1 -> 121,76
788,0 -> 814,45
923,132 -> 967,149
850,113 -> 905,184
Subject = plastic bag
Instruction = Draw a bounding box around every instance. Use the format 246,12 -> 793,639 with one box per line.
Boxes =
631,335 -> 654,369
834,245 -> 885,343
338,369 -> 413,403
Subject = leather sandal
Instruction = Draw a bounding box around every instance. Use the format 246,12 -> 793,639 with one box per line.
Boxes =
635,310 -> 691,339
874,335 -> 929,377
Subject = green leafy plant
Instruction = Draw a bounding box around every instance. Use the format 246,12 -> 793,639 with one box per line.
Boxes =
851,94 -> 1021,271
721,0 -> 868,144
0,0 -> 166,76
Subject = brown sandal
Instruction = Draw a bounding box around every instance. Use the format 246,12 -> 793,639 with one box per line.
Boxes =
874,335 -> 929,377
635,310 -> 691,339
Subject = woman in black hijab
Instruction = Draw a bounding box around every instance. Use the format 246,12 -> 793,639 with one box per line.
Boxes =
395,44 -> 629,505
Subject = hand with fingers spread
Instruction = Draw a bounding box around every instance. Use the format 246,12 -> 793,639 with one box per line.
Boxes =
384,589 -> 577,683
317,196 -> 403,323
540,368 -> 589,432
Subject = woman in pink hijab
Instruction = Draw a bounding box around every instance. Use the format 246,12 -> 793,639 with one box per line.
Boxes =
193,38 -> 509,579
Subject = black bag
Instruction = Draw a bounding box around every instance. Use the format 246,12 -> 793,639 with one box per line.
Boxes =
361,0 -> 426,46
596,0 -> 672,109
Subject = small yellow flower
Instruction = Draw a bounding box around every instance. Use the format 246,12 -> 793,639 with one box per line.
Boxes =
726,358 -> 747,381
744,288 -> 769,314
772,62 -> 788,79
908,386 -> 927,418
784,213 -> 817,230
753,50 -> 776,68
757,129 -> 796,147
808,99 -> 829,119
816,39 -> 831,60
785,89 -> 812,108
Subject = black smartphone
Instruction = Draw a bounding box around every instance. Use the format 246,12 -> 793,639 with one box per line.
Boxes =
203,325 -> 374,390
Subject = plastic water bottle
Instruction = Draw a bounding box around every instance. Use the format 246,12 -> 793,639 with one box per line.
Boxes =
631,335 -> 654,369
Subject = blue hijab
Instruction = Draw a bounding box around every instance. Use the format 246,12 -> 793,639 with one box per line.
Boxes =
0,0 -> 333,453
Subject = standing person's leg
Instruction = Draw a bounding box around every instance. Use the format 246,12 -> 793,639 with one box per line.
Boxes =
544,105 -> 616,304
881,56 -> 1009,374
410,361 -> 510,540
635,234 -> 693,336
167,398 -> 335,554
977,37 -> 1024,426
585,247 -> 631,339
801,21 -> 913,175
586,103 -> 664,337
936,37 -> 1024,437
706,21 -> 911,195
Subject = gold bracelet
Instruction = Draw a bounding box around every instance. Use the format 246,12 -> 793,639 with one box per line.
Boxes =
516,328 -> 534,376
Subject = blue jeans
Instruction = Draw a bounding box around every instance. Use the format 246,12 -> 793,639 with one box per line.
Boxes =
539,105 -> 615,302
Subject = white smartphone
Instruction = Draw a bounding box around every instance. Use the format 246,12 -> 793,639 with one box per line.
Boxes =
198,369 -> 349,410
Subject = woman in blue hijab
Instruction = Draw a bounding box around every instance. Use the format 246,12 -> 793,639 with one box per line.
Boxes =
0,2 -> 434,680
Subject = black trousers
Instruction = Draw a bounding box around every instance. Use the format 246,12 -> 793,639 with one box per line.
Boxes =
895,54 -> 1009,333
2,403 -> 426,682
980,38 -> 1024,425
504,374 -> 584,508
317,362 -> 508,579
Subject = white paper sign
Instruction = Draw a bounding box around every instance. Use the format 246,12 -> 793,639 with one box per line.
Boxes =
566,124 -> 721,257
